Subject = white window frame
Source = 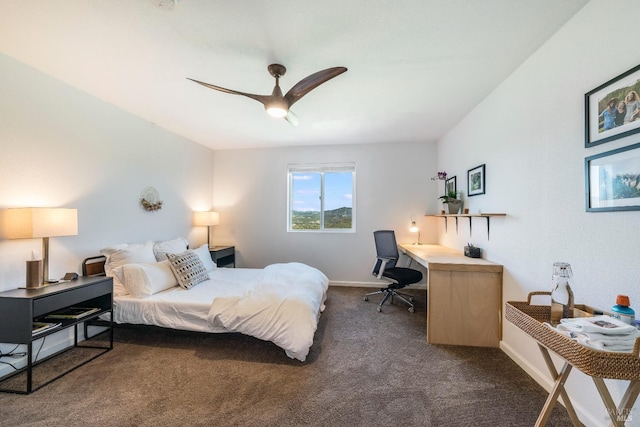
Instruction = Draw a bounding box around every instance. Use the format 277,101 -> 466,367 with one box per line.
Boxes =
287,162 -> 356,233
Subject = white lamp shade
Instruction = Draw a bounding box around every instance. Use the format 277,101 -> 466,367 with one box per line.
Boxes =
5,208 -> 78,239
193,211 -> 220,226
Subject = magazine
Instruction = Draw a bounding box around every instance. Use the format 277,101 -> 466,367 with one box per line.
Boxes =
46,306 -> 100,319
32,321 -> 61,336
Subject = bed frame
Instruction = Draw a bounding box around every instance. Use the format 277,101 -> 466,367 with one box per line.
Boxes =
82,255 -> 107,277
79,254 -> 327,362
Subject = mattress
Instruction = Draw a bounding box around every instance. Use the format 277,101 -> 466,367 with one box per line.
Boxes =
113,267 -> 264,333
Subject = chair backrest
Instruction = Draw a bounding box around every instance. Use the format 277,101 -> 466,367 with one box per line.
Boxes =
372,230 -> 399,275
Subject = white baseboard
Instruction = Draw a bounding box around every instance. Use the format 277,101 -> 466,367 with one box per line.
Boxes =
0,328 -> 77,379
0,324 -> 103,382
329,281 -> 426,290
500,341 -> 604,427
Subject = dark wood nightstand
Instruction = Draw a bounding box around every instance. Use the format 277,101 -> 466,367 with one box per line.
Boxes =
0,276 -> 113,394
209,245 -> 235,268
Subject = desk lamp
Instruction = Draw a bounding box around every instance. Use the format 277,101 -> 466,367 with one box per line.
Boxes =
5,208 -> 78,285
410,221 -> 420,245
194,211 -> 219,248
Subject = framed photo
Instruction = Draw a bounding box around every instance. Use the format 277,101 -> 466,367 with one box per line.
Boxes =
585,142 -> 640,212
445,176 -> 456,195
467,164 -> 485,197
585,63 -> 640,147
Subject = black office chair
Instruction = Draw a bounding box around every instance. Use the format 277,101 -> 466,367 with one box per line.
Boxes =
364,230 -> 423,313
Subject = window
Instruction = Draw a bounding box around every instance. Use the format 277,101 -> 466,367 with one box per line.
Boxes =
287,163 -> 355,232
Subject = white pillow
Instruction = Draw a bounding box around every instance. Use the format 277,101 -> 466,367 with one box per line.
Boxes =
110,265 -> 128,296
121,260 -> 178,298
100,241 -> 156,294
153,237 -> 189,261
192,244 -> 217,273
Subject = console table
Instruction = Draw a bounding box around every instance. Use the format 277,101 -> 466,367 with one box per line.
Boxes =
399,244 -> 503,347
506,292 -> 640,427
0,276 -> 113,394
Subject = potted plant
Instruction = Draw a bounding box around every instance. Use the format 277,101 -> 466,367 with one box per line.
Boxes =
438,190 -> 462,214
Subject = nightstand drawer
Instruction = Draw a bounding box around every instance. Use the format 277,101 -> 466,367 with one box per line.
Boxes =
212,246 -> 234,258
33,279 -> 112,317
209,246 -> 235,268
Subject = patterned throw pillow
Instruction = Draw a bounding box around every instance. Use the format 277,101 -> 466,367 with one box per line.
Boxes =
166,250 -> 209,289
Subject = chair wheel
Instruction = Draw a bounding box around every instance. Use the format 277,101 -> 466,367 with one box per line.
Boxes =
409,297 -> 415,302
408,307 -> 415,313
364,296 -> 369,301
377,306 -> 382,312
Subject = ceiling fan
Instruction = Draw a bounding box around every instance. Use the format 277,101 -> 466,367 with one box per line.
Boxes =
187,64 -> 347,126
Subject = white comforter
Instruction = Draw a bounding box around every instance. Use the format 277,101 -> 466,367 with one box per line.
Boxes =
208,262 -> 329,362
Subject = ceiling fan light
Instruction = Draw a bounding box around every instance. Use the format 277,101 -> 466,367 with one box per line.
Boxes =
266,105 -> 288,118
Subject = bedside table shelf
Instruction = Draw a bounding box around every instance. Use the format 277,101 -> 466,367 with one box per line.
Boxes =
0,276 -> 113,394
209,245 -> 235,268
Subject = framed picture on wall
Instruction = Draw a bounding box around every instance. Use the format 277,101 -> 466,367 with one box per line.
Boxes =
585,142 -> 640,212
445,176 -> 456,195
467,164 -> 485,196
585,63 -> 640,147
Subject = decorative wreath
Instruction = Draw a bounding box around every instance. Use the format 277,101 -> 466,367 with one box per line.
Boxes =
140,187 -> 163,212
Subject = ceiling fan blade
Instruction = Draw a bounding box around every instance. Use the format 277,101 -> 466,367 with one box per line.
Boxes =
284,110 -> 299,127
284,67 -> 347,107
187,78 -> 271,106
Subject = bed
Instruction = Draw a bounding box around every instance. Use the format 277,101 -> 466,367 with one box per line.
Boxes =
85,238 -> 329,362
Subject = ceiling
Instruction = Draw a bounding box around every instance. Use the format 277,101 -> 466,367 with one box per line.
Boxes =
0,0 -> 588,150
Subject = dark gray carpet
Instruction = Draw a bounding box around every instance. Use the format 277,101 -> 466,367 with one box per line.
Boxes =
0,286 -> 574,426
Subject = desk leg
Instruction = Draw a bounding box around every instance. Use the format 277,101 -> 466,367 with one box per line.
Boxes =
593,378 -> 640,427
536,344 -> 582,427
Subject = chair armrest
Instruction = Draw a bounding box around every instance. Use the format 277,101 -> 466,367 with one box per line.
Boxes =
373,257 -> 395,279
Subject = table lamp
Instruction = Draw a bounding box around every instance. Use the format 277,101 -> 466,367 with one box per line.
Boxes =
194,211 -> 219,248
5,208 -> 78,285
410,221 -> 420,245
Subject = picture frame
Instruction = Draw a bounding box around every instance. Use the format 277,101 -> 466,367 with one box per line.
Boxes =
585,63 -> 640,147
467,164 -> 485,197
585,142 -> 640,212
445,176 -> 457,195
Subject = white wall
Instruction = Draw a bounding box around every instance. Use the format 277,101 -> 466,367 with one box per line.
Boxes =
0,53 -> 215,291
0,52 -> 214,374
212,141 -> 438,284
437,1 -> 640,425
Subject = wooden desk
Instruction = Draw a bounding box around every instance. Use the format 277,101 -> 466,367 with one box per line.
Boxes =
399,244 -> 503,347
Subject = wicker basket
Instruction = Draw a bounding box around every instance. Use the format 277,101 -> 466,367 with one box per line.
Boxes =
506,292 -> 640,380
